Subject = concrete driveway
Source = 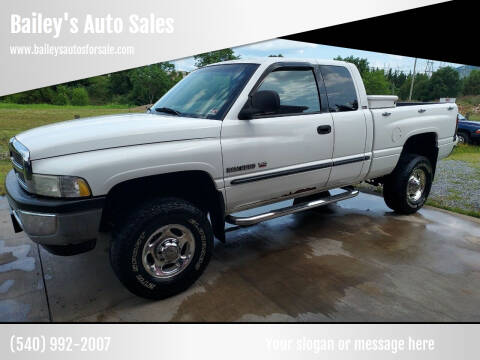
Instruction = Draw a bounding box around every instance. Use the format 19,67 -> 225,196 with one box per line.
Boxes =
1,191 -> 480,322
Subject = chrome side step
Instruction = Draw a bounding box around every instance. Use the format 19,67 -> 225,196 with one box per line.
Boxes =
225,186 -> 359,226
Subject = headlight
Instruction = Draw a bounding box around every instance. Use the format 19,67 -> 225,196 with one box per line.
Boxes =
32,174 -> 91,198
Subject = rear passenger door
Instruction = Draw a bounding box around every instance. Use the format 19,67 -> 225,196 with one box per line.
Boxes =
320,65 -> 368,187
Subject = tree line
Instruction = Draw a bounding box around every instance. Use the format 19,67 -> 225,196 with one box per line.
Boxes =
335,55 -> 480,101
1,62 -> 183,106
1,50 -> 479,106
0,49 -> 239,106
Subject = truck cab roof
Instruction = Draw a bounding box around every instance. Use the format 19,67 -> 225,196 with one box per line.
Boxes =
206,57 -> 350,67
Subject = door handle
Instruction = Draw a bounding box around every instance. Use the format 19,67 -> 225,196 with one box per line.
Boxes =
317,125 -> 331,135
447,106 -> 454,110
418,109 -> 426,113
382,112 -> 392,117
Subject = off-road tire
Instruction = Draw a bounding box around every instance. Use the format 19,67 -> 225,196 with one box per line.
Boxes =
110,197 -> 213,299
383,154 -> 433,214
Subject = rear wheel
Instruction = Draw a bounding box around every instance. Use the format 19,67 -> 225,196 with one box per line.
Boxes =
383,154 -> 433,214
110,197 -> 213,299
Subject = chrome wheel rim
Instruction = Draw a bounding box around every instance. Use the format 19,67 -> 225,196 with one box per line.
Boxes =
407,168 -> 426,204
141,224 -> 195,279
457,135 -> 465,144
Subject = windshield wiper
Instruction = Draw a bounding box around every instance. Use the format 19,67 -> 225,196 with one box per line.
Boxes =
155,107 -> 182,116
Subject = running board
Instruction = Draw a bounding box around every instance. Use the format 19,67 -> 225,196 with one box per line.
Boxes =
225,186 -> 359,226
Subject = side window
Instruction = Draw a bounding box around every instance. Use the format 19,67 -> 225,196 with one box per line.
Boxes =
255,69 -> 320,115
320,65 -> 358,112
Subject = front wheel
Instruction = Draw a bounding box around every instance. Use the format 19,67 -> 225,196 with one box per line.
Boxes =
110,197 -> 213,299
383,154 -> 433,214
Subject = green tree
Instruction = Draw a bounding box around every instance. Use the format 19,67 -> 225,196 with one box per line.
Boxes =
194,49 -> 239,67
52,85 -> 70,105
110,69 -> 134,96
129,63 -> 177,105
462,69 -> 480,95
71,87 -> 89,105
398,73 -> 430,101
334,56 -> 370,77
11,87 -> 55,104
363,70 -> 391,94
386,69 -> 407,95
414,76 -> 432,101
428,66 -> 461,99
87,76 -> 111,104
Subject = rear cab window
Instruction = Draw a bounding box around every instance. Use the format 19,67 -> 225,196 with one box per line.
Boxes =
320,65 -> 359,112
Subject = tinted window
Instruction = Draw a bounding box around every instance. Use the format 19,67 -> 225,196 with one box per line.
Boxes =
320,65 -> 358,112
255,69 -> 320,115
153,63 -> 258,119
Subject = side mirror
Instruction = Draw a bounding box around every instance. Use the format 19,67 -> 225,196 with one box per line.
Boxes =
238,90 -> 280,120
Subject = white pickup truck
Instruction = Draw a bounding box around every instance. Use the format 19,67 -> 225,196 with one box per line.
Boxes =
6,58 -> 458,299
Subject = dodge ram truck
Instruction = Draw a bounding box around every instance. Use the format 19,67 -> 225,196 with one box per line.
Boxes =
5,58 -> 458,299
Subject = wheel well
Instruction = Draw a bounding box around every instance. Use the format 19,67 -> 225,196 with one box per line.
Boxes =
100,171 -> 225,241
400,132 -> 439,173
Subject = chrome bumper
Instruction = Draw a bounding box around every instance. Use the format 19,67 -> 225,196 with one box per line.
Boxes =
9,205 -> 102,246
6,170 -> 104,247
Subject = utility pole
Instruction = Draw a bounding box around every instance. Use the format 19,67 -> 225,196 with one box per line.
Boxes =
408,58 -> 417,101
424,60 -> 434,77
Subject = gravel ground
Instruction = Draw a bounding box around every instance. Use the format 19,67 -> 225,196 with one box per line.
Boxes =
429,159 -> 480,213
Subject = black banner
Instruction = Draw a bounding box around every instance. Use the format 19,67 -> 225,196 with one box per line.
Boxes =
282,1 -> 474,66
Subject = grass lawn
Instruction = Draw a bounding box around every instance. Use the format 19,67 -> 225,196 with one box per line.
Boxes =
0,103 -> 145,194
469,114 -> 480,121
446,142 -> 480,165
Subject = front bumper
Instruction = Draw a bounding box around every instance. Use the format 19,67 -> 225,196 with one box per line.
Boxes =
5,170 -> 105,247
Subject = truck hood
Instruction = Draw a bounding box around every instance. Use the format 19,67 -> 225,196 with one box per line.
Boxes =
16,113 -> 221,160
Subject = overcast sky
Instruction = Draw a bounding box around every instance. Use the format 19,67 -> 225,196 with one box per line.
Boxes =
172,39 -> 463,74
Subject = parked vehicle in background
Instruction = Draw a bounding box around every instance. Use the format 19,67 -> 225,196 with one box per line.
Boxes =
5,58 -> 458,299
457,113 -> 480,145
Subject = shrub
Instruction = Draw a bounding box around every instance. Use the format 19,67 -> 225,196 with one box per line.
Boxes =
71,87 -> 89,105
87,76 -> 111,104
53,92 -> 69,105
52,85 -> 70,105
463,70 -> 480,95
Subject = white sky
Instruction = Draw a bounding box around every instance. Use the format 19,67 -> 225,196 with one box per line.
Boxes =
172,39 -> 463,74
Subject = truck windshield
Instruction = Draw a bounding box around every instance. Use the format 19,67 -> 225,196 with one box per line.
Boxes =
152,63 -> 259,120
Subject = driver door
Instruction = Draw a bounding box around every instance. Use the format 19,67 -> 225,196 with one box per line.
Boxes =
221,64 -> 334,213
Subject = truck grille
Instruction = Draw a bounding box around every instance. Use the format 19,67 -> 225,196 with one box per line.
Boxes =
11,151 -> 24,168
9,138 -> 31,191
